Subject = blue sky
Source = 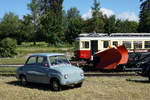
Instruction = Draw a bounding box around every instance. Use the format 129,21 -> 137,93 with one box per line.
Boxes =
0,0 -> 141,21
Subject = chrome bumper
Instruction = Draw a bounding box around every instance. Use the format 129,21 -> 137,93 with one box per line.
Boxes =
63,79 -> 84,86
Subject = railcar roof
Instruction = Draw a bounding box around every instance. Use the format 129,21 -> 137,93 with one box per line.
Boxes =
30,53 -> 64,57
78,33 -> 150,38
110,33 -> 150,37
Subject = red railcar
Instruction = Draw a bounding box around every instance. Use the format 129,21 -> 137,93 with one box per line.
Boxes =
74,33 -> 150,69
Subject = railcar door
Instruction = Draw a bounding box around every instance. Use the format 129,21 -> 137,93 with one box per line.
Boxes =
91,40 -> 98,56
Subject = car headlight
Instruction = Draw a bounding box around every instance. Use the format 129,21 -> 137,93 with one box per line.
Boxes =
80,73 -> 84,77
64,74 -> 68,79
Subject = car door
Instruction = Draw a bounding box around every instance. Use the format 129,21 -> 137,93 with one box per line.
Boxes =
25,56 -> 38,82
33,56 -> 50,84
25,56 -> 50,83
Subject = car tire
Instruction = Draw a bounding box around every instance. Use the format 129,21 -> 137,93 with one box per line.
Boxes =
74,82 -> 82,88
20,75 -> 28,86
148,73 -> 150,81
50,79 -> 61,91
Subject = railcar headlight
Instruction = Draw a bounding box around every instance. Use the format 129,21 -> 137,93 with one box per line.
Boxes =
64,74 -> 68,79
80,73 -> 84,77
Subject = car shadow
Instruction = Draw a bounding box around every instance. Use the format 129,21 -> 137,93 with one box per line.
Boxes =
126,78 -> 150,83
7,81 -> 76,92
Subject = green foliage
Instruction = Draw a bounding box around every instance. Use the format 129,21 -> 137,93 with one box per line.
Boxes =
61,10 -> 68,36
64,7 -> 84,44
39,0 -> 64,46
40,0 -> 64,23
116,20 -> 138,33
85,18 -> 105,33
49,0 -> 64,15
20,14 -> 34,42
87,0 -> 105,33
138,0 -> 150,32
67,7 -> 80,20
66,17 -> 84,44
104,15 -> 116,34
92,0 -> 101,18
28,0 -> 41,45
27,0 -> 41,20
0,38 -> 17,57
39,11 -> 63,45
0,12 -> 21,44
0,0 -> 142,49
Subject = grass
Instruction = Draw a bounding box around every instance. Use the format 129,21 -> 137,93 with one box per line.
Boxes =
0,66 -> 18,75
17,46 -> 73,55
0,57 -> 26,65
0,42 -> 74,65
17,44 -> 74,55
0,76 -> 150,100
0,66 -> 18,72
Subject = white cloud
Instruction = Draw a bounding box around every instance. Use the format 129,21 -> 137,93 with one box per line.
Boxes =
82,8 -> 114,20
117,12 -> 139,22
82,9 -> 92,20
82,8 -> 139,22
100,8 -> 115,17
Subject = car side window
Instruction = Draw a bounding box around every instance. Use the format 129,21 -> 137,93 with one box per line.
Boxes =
26,56 -> 37,65
37,56 -> 49,67
37,56 -> 44,64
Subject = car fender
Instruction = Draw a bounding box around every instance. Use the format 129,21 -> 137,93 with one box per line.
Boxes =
48,72 -> 63,84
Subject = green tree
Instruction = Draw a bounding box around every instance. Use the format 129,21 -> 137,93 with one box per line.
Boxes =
28,0 -> 41,45
116,20 -> 138,33
39,11 -> 62,45
20,14 -> 34,42
40,0 -> 63,24
0,38 -> 17,57
62,10 -> 68,30
138,0 -> 150,32
0,12 -> 21,44
40,0 -> 49,14
65,17 -> 84,44
86,0 -> 105,33
104,15 -> 116,34
39,0 -> 64,45
64,7 -> 85,44
67,7 -> 80,20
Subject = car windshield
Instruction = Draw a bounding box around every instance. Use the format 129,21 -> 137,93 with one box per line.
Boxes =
49,55 -> 70,66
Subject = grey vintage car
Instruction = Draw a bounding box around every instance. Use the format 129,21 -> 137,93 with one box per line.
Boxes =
16,53 -> 84,91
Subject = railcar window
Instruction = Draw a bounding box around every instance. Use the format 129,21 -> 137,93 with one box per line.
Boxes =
81,41 -> 89,49
123,41 -> 131,48
134,41 -> 142,49
103,41 -> 109,48
145,41 -> 150,48
113,41 -> 118,46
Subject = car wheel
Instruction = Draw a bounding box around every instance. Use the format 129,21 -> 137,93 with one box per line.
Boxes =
20,76 -> 28,86
50,79 -> 61,91
75,82 -> 82,88
148,73 -> 150,81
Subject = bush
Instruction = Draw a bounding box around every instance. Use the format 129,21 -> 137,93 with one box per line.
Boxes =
0,38 -> 17,57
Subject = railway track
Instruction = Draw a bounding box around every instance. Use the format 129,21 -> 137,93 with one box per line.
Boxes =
0,65 -> 23,67
0,64 -> 138,77
0,71 -> 137,77
85,72 -> 136,77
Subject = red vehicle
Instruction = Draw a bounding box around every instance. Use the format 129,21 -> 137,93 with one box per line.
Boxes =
73,33 -> 150,70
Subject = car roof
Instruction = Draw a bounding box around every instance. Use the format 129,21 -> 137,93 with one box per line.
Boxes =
30,53 -> 65,57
